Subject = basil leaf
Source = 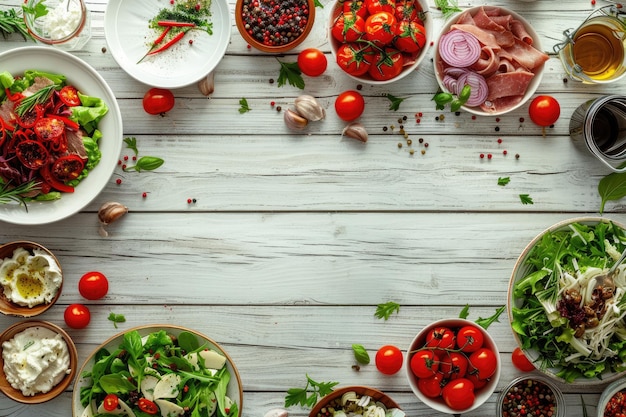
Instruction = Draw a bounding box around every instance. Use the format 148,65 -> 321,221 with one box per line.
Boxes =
352,344 -> 370,364
598,171 -> 626,214
124,156 -> 164,172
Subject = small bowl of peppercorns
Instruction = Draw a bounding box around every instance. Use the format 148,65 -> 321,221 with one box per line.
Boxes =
599,379 -> 626,417
497,376 -> 565,417
235,0 -> 316,53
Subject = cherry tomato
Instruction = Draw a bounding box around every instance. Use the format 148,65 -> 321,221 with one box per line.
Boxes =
366,0 -> 396,15
528,95 -> 560,127
331,12 -> 365,43
34,117 -> 65,141
410,349 -> 439,378
343,0 -> 368,19
425,326 -> 456,353
468,347 -> 498,379
375,345 -> 403,375
365,11 -> 397,46
52,155 -> 85,182
138,398 -> 159,414
368,48 -> 403,81
336,43 -> 373,77
335,90 -> 365,121
15,140 -> 48,170
64,303 -> 91,329
41,163 -> 75,193
466,372 -> 488,389
442,378 -> 475,411
79,271 -> 109,300
511,347 -> 535,372
59,85 -> 81,106
14,104 -> 42,129
439,351 -> 468,380
143,88 -> 175,115
103,394 -> 119,412
417,373 -> 444,398
394,0 -> 421,22
393,20 -> 426,54
297,48 -> 328,77
456,325 -> 484,353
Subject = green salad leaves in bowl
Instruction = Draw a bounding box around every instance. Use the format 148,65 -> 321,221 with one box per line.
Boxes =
508,217 -> 626,384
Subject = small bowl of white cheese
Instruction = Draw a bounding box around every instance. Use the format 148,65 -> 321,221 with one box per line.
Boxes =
23,0 -> 91,51
0,320 -> 77,404
0,241 -> 63,317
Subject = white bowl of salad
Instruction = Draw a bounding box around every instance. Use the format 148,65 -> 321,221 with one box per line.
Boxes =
72,325 -> 243,417
508,217 -> 626,385
0,46 -> 122,225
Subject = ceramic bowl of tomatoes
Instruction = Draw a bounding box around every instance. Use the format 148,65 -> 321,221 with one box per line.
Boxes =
328,0 -> 432,84
406,318 -> 501,414
235,0 -> 316,53
433,6 -> 547,116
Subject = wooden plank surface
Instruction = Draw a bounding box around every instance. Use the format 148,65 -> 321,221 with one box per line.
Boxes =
0,0 -> 625,416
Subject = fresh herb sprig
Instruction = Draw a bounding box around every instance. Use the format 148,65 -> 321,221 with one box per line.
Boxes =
435,0 -> 462,19
277,59 -> 305,89
15,84 -> 55,116
375,301 -> 400,320
498,177 -> 511,186
386,93 -> 406,111
598,170 -> 626,214
459,304 -> 506,330
0,8 -> 36,41
519,194 -> 534,205
107,312 -> 126,328
0,179 -> 41,211
285,375 -> 339,408
122,137 -> 164,172
238,98 -> 251,113
433,84 -> 471,112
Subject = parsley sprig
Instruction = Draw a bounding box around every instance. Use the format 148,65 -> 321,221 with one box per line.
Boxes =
238,98 -> 251,113
277,59 -> 305,89
375,301 -> 400,320
435,0 -> 462,19
285,375 -> 339,408
386,93 -> 406,111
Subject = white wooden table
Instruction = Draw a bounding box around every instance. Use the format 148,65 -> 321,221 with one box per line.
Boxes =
0,0 -> 624,415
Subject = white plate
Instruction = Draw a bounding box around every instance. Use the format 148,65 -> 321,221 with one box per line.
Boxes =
104,0 -> 231,89
72,324 -> 243,417
0,47 -> 123,225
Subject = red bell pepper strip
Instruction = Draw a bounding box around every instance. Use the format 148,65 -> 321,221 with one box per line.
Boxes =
41,163 -> 74,193
48,114 -> 80,130
5,88 -> 23,102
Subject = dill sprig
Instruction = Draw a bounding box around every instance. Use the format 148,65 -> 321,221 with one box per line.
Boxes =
0,180 -> 41,212
15,85 -> 55,116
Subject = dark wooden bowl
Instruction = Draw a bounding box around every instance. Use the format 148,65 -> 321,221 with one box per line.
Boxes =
309,386 -> 401,417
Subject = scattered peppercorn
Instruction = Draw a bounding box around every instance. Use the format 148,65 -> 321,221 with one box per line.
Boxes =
604,389 -> 626,417
101,46 -> 107,53
418,138 -> 424,144
187,198 -> 192,204
276,106 -> 282,112
415,119 -> 421,124
383,126 -> 388,132
193,198 -> 197,203
402,115 -> 407,121
435,116 -> 439,121
407,139 -> 412,145
189,39 -> 194,45
122,164 -> 127,170
495,117 -> 500,122
356,84 -> 362,90
497,138 -> 502,144
424,142 -> 429,148
471,115 -> 476,120
421,149 -> 426,155
495,126 -> 500,132
455,111 -> 461,116
269,78 -> 274,84
124,155 -> 129,161
503,150 -> 508,155
480,153 -> 485,159
519,117 -> 525,123
118,160 -> 122,165
132,156 -> 137,161
487,153 -> 492,159
563,77 -> 568,83
270,101 -> 275,107
142,192 -> 147,198
116,179 -> 122,185
515,153 -> 520,159
397,143 -> 402,148
409,149 -> 415,155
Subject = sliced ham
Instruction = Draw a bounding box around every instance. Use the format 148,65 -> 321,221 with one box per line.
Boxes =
473,6 -> 507,32
451,24 -> 500,50
0,100 -> 15,125
486,71 -> 535,101
504,38 -> 550,70
511,20 -> 533,45
22,77 -> 54,97
456,10 -> 475,25
471,46 -> 500,76
480,95 -> 524,114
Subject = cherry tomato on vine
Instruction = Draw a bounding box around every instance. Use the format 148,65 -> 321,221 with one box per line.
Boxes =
394,0 -> 420,22
511,347 -> 535,372
336,43 -> 372,77
79,271 -> 109,300
64,304 -> 91,329
425,326 -> 456,352
368,48 -> 403,81
143,88 -> 175,115
365,11 -> 397,46
343,0 -> 368,19
466,372 -> 488,389
410,349 -> 439,378
138,398 -> 159,414
331,12 -> 365,43
439,351 -> 468,380
335,90 -> 365,121
442,378 -> 475,411
417,373 -> 444,398
297,48 -> 328,77
528,95 -> 560,127
366,0 -> 396,15
456,325 -> 484,353
468,347 -> 498,379
375,345 -> 403,375
59,85 -> 81,106
103,394 -> 119,412
394,20 -> 426,54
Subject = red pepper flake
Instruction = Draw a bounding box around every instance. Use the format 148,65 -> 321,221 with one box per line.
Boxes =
430,41 -> 434,46
116,178 -> 122,185
247,44 -> 252,49
189,39 -> 194,45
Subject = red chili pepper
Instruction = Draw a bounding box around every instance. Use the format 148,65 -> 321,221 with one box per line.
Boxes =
0,123 -> 5,148
153,26 -> 171,47
48,114 -> 80,130
158,21 -> 196,27
5,88 -> 23,102
147,30 -> 188,56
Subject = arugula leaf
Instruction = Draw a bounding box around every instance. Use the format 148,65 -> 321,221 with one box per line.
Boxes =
123,137 -> 139,156
598,171 -> 626,214
498,177 -> 510,186
352,344 -> 370,364
375,301 -> 400,320
285,375 -> 339,408
386,93 -> 406,111
459,304 -> 470,319
277,59 -> 305,89
434,0 -> 462,19
475,305 -> 505,329
107,313 -> 126,329
238,97 -> 251,113
519,194 -> 534,205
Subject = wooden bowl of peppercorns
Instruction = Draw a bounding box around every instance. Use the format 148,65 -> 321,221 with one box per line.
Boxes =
235,0 -> 316,53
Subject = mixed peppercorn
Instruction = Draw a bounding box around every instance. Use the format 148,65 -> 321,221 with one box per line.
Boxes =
605,389 -> 626,417
500,379 -> 558,417
240,0 -> 310,47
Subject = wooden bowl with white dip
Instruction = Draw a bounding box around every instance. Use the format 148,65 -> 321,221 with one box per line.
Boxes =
0,241 -> 63,317
0,320 -> 77,403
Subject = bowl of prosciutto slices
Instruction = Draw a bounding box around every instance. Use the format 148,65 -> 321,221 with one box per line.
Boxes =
434,6 -> 548,116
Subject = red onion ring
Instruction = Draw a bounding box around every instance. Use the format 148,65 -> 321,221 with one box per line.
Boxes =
457,71 -> 489,107
438,29 -> 481,68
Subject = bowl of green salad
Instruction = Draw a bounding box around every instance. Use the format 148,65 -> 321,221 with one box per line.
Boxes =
508,217 -> 626,385
72,325 -> 242,417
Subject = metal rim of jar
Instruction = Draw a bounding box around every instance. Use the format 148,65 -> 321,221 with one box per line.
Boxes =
23,0 -> 87,45
495,374 -> 566,417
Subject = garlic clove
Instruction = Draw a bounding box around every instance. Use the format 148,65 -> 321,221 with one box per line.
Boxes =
198,71 -> 215,96
264,408 -> 289,417
284,108 -> 309,130
98,202 -> 128,226
341,122 -> 368,142
294,95 -> 325,122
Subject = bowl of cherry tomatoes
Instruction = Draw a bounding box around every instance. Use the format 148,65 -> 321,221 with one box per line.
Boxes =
406,318 -> 501,414
328,0 -> 432,84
